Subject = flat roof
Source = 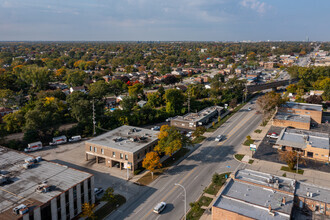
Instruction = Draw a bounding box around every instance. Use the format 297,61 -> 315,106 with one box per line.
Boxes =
85,125 -> 159,153
276,128 -> 329,150
282,102 -> 322,112
172,106 -> 223,123
274,112 -> 310,124
213,178 -> 293,220
0,147 -> 92,217
295,182 -> 330,204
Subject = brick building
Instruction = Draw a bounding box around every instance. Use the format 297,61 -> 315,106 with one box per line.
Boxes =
275,128 -> 330,162
85,126 -> 159,172
0,146 -> 94,220
212,169 -> 330,220
273,112 -> 311,130
279,102 -> 323,124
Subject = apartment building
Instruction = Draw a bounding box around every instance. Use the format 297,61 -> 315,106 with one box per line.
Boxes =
85,125 -> 159,172
0,146 -> 94,220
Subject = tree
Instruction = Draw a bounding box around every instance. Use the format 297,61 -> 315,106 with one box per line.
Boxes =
18,65 -> 51,91
142,151 -> 162,179
162,74 -> 178,85
286,84 -> 297,93
89,80 -> 110,99
121,96 -> 137,112
305,95 -> 322,104
64,70 -> 88,87
2,110 -> 25,133
128,83 -> 144,98
109,79 -> 126,96
279,151 -> 306,171
146,92 -> 161,108
229,98 -> 237,108
256,91 -> 285,120
192,127 -> 206,138
164,89 -> 184,114
80,203 -> 96,219
154,125 -> 183,156
101,187 -> 117,204
0,89 -> 15,107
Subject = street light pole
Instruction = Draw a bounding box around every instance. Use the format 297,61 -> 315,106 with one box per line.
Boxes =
175,183 -> 186,220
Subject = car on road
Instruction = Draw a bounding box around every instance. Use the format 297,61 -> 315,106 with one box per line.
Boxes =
153,202 -> 166,214
266,132 -> 279,139
215,135 -> 224,142
94,187 -> 104,196
151,126 -> 160,131
248,107 -> 252,111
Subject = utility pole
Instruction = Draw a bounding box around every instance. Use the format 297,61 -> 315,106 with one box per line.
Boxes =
92,98 -> 96,136
296,151 -> 299,174
188,91 -> 190,113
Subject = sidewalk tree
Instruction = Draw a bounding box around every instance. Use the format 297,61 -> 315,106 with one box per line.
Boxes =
154,125 -> 183,156
256,91 -> 285,120
279,151 -> 306,171
142,151 -> 162,179
81,203 -> 96,220
192,127 -> 206,138
101,187 -> 117,204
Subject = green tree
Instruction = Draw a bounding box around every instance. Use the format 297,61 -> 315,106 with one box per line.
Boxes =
101,187 -> 117,204
66,91 -> 91,123
121,96 -> 137,112
146,92 -> 161,108
109,80 -> 126,96
64,70 -> 88,87
89,80 -> 110,99
0,89 -> 15,107
128,83 -> 144,98
164,89 -> 184,114
192,127 -> 206,138
18,65 -> 51,91
2,110 -> 25,133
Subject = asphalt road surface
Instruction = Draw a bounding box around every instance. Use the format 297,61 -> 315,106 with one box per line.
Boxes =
107,101 -> 262,220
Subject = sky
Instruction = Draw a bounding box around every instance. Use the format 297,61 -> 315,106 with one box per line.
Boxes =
0,0 -> 329,41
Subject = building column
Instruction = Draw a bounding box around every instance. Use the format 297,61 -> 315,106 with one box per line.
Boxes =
84,179 -> 88,203
69,188 -> 74,219
50,198 -> 58,220
77,183 -> 82,214
119,162 -> 122,170
85,153 -> 88,161
91,176 -> 95,204
33,206 -> 41,220
96,156 -> 99,163
60,193 -> 66,220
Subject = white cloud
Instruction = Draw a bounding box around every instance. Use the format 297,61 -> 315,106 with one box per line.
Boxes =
240,0 -> 269,14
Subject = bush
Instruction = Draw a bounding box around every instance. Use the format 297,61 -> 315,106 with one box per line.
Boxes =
254,129 -> 262,133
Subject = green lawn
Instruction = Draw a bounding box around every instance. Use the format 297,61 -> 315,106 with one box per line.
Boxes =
254,129 -> 262,133
94,194 -> 126,219
186,205 -> 205,220
281,166 -> 304,175
192,136 -> 206,144
243,139 -> 255,146
204,172 -> 230,195
234,154 -> 244,161
199,196 -> 213,207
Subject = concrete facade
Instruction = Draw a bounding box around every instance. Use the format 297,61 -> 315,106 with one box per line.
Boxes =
273,112 -> 310,130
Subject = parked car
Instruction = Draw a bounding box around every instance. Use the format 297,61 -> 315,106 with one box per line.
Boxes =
69,135 -> 81,142
151,126 -> 160,131
49,135 -> 67,146
248,107 -> 252,111
215,135 -> 224,142
266,132 -> 278,139
94,187 -> 104,195
186,131 -> 193,138
153,202 -> 166,214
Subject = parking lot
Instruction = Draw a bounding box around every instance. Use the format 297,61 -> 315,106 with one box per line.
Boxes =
253,126 -> 330,173
30,140 -> 142,200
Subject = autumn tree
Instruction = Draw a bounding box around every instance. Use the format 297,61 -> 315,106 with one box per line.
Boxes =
279,150 -> 306,171
305,95 -> 322,104
128,83 -> 144,98
142,151 -> 162,179
192,127 -> 206,138
80,203 -> 96,219
256,91 -> 285,121
154,125 -> 183,156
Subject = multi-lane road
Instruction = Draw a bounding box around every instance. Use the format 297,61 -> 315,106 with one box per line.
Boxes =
107,101 -> 262,220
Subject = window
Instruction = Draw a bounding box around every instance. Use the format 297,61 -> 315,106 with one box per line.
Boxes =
315,153 -> 319,156
125,155 -> 128,160
137,153 -> 140,159
112,152 -> 115,157
94,147 -> 97,153
120,153 -> 123,159
90,146 -> 92,151
101,149 -> 104,154
306,112 -> 310,114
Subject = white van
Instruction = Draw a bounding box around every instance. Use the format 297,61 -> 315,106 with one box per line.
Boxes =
69,135 -> 81,142
49,135 -> 67,146
24,141 -> 42,152
153,202 -> 166,214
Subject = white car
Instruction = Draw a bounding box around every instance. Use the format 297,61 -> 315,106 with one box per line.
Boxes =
186,131 -> 193,138
94,187 -> 104,195
215,135 -> 224,142
153,202 -> 166,214
151,126 -> 160,131
248,107 -> 252,111
266,132 -> 279,139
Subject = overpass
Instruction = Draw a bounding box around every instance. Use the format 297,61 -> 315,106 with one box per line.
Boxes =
247,79 -> 298,93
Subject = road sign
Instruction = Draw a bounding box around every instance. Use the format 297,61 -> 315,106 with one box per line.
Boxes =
124,162 -> 132,169
250,147 -> 256,151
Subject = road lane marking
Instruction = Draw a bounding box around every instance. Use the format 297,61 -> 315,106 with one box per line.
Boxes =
141,166 -> 197,220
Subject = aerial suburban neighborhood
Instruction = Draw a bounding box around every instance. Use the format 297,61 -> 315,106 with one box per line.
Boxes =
1,1 -> 330,220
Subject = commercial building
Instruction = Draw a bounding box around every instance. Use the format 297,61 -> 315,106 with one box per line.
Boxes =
275,128 -> 329,162
85,125 -> 159,172
212,169 -> 330,220
0,146 -> 94,220
170,106 -> 223,130
279,102 -> 323,124
273,112 -> 311,130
